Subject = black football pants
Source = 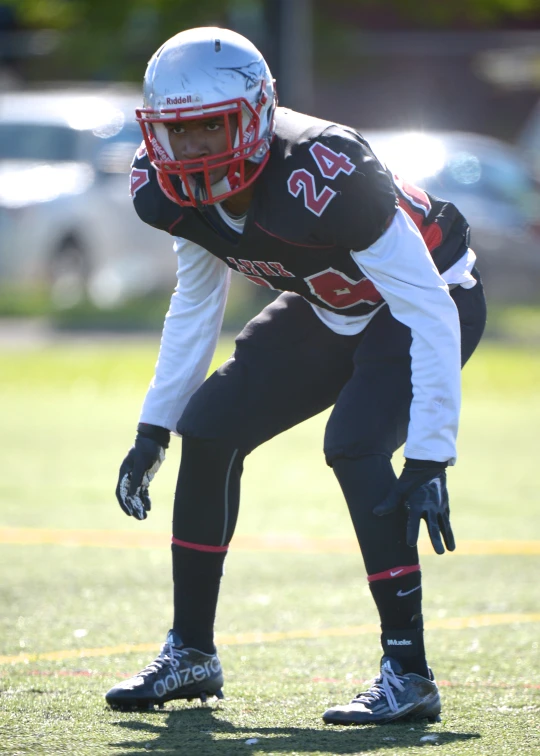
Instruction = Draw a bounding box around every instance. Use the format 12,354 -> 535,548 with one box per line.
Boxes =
173,272 -> 487,555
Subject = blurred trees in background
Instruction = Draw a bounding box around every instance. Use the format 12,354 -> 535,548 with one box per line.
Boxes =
5,0 -> 540,82
4,0 -> 228,80
321,0 -> 540,28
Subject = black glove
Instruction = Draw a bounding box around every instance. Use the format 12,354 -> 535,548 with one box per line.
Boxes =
115,423 -> 170,520
373,459 -> 455,555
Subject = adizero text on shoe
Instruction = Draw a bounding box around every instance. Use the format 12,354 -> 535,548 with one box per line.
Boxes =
322,656 -> 441,725
105,630 -> 224,711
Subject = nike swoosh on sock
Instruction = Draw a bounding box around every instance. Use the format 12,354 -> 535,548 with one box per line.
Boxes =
396,585 -> 422,597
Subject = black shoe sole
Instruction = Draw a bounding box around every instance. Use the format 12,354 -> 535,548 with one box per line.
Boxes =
106,687 -> 225,712
323,712 -> 441,726
323,696 -> 441,726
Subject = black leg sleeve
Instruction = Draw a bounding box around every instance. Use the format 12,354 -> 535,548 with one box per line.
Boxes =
170,436 -> 245,654
332,454 -> 419,574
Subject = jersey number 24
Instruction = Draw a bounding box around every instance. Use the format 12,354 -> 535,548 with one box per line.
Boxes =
287,142 -> 355,216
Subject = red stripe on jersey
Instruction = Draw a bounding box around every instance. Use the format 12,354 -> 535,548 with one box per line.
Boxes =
367,564 -> 421,582
394,175 -> 431,215
398,199 -> 443,252
171,536 -> 229,553
422,220 -> 444,251
168,214 -> 184,234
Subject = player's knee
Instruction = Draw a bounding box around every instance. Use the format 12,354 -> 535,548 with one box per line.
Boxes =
324,419 -> 404,467
176,372 -> 244,442
324,439 -> 393,467
176,395 -> 215,438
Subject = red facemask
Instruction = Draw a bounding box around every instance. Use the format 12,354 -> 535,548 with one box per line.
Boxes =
136,93 -> 272,207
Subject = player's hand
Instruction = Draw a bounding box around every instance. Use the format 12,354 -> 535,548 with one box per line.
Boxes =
373,460 -> 455,555
115,424 -> 170,520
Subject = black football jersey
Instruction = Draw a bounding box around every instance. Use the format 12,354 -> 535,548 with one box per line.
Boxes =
130,108 -> 470,317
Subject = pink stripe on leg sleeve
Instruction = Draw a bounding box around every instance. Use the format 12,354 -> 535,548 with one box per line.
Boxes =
171,536 -> 229,553
367,564 -> 420,582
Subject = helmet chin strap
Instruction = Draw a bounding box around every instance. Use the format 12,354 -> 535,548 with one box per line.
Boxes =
193,174 -> 207,212
183,173 -> 233,208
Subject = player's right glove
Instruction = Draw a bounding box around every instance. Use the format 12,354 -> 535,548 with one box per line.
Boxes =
115,423 -> 170,521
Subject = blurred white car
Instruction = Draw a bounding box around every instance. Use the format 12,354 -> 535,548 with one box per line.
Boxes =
0,86 -> 177,307
363,130 -> 540,301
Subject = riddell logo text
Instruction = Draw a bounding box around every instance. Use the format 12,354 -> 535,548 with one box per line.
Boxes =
166,95 -> 192,105
387,639 -> 413,646
149,134 -> 169,161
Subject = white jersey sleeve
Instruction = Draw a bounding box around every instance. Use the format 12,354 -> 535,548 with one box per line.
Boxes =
351,207 -> 462,464
139,238 -> 231,431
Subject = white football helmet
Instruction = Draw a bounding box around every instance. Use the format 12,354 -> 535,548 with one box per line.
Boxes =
136,27 -> 277,207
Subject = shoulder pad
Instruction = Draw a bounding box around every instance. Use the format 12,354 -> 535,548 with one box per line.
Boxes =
268,124 -> 397,249
129,142 -> 184,234
313,129 -> 397,249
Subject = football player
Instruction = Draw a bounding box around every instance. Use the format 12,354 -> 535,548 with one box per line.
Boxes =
106,27 -> 486,724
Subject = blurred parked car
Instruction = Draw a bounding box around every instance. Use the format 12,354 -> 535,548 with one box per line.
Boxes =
0,86 -> 177,307
363,130 -> 540,302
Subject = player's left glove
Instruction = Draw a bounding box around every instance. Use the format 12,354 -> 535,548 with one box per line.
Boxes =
115,423 -> 170,521
373,459 -> 455,555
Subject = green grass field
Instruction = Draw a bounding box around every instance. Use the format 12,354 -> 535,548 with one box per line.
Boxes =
0,336 -> 539,755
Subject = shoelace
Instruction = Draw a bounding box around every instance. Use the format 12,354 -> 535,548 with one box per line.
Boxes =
138,642 -> 188,678
352,661 -> 406,713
